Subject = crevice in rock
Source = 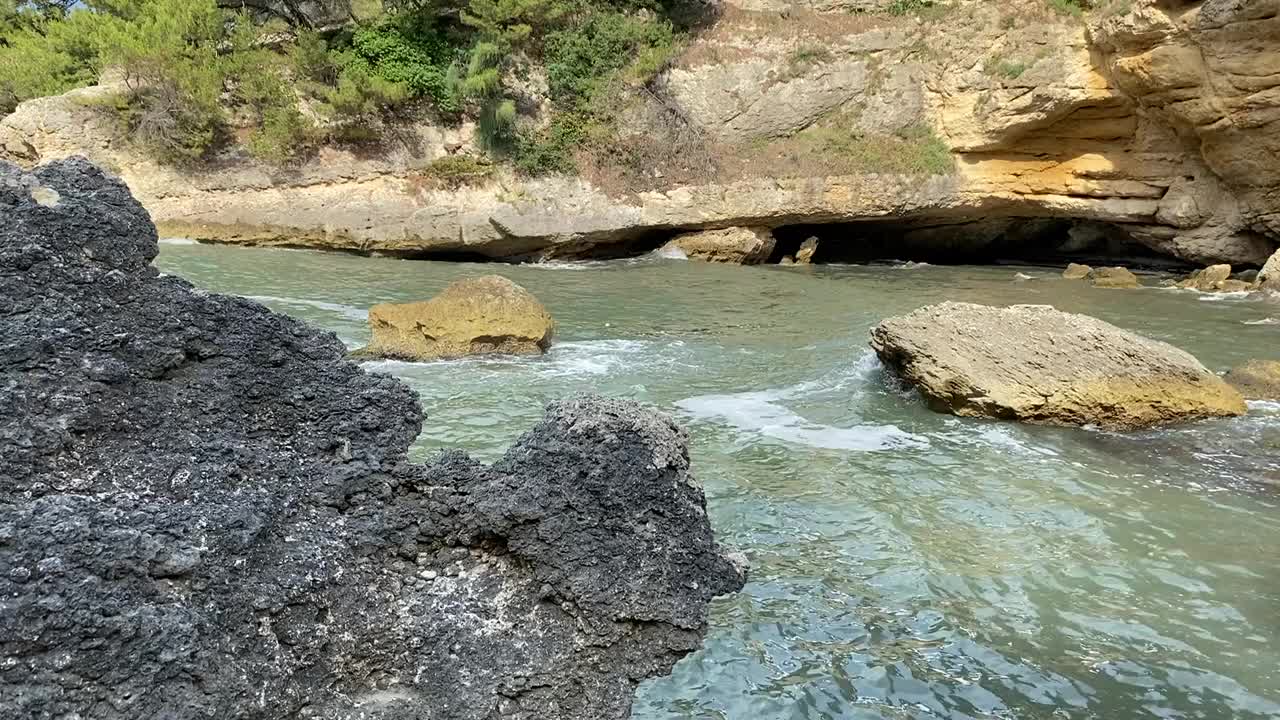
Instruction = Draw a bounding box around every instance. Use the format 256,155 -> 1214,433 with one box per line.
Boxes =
771,216 -> 1195,270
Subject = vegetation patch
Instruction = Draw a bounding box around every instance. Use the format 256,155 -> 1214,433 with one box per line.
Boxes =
987,55 -> 1028,80
1045,0 -> 1087,17
1,0 -> 685,172
414,154 -> 494,189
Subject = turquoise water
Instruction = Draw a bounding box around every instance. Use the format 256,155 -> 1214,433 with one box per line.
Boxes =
155,241 -> 1280,720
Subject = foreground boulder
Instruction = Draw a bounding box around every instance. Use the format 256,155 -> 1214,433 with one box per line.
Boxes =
361,275 -> 554,360
1224,360 -> 1280,401
662,226 -> 776,264
1088,266 -> 1141,289
869,302 -> 1246,429
0,158 -> 745,719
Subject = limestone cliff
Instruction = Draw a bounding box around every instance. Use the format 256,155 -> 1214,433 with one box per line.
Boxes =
1,0 -> 1276,265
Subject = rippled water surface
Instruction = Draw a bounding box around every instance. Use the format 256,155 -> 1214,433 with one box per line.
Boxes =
155,242 -> 1280,720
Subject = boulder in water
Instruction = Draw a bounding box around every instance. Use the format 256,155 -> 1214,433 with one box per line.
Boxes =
869,301 -> 1247,430
1260,248 -> 1280,293
0,157 -> 744,720
1177,264 -> 1246,292
1062,262 -> 1092,279
361,275 -> 554,360
1224,360 -> 1280,401
662,226 -> 776,265
795,237 -> 819,265
1088,266 -> 1141,288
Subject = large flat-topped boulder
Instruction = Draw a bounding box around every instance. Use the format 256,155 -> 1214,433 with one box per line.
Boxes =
869,302 -> 1247,430
662,226 -> 776,265
361,275 -> 555,360
0,158 -> 744,719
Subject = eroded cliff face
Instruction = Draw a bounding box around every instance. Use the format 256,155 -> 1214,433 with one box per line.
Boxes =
0,158 -> 745,718
1,0 -> 1276,265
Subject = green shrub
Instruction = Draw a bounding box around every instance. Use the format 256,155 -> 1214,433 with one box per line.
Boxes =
1046,0 -> 1087,17
544,11 -> 674,108
0,8 -> 100,113
345,12 -> 461,111
92,0 -> 230,163
248,106 -> 316,164
782,44 -> 833,81
512,8 -> 676,175
420,153 -> 493,187
988,56 -> 1028,79
886,0 -> 934,15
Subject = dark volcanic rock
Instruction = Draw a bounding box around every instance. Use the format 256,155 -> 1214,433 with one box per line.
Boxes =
0,158 -> 745,719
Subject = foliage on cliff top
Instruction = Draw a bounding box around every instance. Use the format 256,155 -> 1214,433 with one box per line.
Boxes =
0,0 -> 685,168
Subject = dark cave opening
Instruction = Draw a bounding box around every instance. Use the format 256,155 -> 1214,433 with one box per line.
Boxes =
770,217 -> 1193,270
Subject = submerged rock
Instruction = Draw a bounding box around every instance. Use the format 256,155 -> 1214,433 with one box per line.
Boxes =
869,302 -> 1247,430
360,275 -> 554,360
1063,262 -> 1092,279
1088,266 -> 1141,289
662,226 -> 776,265
1224,360 -> 1280,401
0,158 -> 745,719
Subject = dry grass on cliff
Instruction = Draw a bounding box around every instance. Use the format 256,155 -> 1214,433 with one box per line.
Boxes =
675,7 -> 892,69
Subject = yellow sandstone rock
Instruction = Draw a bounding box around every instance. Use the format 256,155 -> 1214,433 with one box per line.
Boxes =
359,275 -> 554,360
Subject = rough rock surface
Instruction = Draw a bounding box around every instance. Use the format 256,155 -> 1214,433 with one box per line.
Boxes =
1261,249 -> 1280,292
1088,266 -> 1141,289
360,275 -> 555,360
663,226 -> 776,264
1224,360 -> 1280,401
0,158 -> 745,719
1177,264 -> 1235,291
1063,262 -> 1092,279
869,302 -> 1246,429
795,237 -> 819,265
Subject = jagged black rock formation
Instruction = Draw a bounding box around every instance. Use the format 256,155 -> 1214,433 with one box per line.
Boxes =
0,158 -> 745,719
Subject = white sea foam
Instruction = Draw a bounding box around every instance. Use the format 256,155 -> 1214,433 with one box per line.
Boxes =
159,237 -> 198,245
1247,400 -> 1280,413
522,260 -> 607,271
358,338 -> 658,377
244,294 -> 369,321
650,244 -> 688,260
677,391 -> 926,451
676,353 -> 927,452
1013,272 -> 1036,281
1242,317 -> 1278,325
1197,291 -> 1253,302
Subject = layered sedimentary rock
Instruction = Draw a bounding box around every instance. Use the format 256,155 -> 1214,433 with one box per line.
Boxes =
869,301 -> 1246,429
0,158 -> 745,719
1,1 -> 1276,265
360,275 -> 555,360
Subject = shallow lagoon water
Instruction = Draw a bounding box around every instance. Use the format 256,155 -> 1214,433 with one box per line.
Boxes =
156,242 -> 1280,720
